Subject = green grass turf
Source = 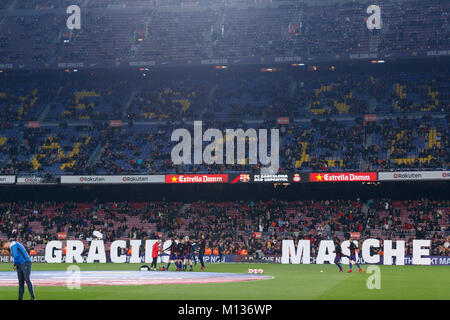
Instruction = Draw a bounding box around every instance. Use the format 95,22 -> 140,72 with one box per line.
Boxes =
0,263 -> 448,300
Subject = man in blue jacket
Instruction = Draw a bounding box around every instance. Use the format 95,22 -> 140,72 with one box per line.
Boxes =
1,240 -> 35,300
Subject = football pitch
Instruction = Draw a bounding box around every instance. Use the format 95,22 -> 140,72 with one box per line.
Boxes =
0,263 -> 448,300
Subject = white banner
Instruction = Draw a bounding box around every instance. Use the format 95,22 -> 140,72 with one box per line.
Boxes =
129,61 -> 155,67
0,176 -> 15,184
57,62 -> 84,68
378,171 -> 450,181
16,177 -> 44,184
427,50 -> 450,56
282,239 -> 434,265
253,174 -> 289,182
60,175 -> 165,184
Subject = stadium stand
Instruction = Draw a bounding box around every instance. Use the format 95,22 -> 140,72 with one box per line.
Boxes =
0,0 -> 448,271
0,70 -> 448,175
0,199 -> 448,257
0,0 -> 447,65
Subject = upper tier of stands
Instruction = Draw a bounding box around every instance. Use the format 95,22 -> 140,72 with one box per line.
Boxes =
0,0 -> 448,66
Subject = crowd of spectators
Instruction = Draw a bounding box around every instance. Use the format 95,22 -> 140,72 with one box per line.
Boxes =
0,198 -> 448,258
0,0 -> 448,65
127,80 -> 210,121
0,69 -> 449,175
1,71 -> 448,122
364,116 -> 448,171
47,79 -> 131,120
0,116 -> 448,175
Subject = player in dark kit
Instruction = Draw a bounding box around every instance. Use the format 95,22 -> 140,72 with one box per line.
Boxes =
176,238 -> 185,271
348,239 -> 362,273
334,242 -> 346,272
183,236 -> 194,271
198,234 -> 206,270
165,238 -> 178,271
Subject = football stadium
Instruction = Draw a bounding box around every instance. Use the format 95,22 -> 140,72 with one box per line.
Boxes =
0,0 -> 449,309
